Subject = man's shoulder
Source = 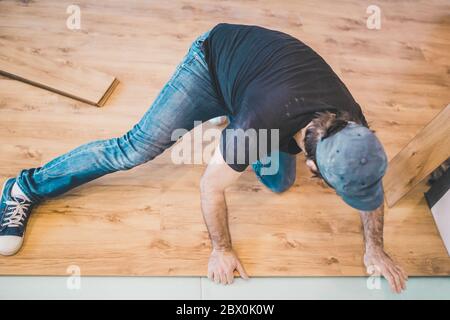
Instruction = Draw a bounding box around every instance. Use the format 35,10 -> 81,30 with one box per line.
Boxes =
210,23 -> 289,39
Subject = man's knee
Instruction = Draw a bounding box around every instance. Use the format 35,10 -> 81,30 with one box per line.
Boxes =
266,175 -> 295,193
117,149 -> 153,170
252,155 -> 296,193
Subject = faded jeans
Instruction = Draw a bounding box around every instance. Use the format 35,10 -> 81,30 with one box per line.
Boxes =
15,31 -> 296,203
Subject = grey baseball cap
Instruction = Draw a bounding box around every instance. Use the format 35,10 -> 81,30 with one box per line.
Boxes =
316,123 -> 387,211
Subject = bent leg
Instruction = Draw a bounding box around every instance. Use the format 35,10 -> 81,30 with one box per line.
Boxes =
252,151 -> 296,193
16,30 -> 225,203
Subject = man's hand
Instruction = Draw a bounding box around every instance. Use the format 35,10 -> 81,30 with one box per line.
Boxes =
208,248 -> 249,285
364,248 -> 408,293
359,203 -> 408,294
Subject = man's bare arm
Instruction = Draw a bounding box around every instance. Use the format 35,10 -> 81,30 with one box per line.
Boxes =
359,203 -> 408,293
200,147 -> 241,250
360,203 -> 385,251
200,147 -> 249,284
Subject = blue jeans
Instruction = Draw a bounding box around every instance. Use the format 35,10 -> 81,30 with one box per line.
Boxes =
252,151 -> 296,193
15,31 -> 296,203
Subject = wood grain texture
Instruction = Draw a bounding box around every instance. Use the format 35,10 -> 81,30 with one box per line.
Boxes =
384,104 -> 450,207
0,38 -> 118,107
0,0 -> 449,276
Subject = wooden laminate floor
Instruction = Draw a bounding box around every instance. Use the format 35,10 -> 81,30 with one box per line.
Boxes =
0,0 -> 449,275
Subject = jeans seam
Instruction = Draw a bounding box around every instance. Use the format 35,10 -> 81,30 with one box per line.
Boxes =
193,52 -> 208,69
37,143 -> 118,178
15,178 -> 41,203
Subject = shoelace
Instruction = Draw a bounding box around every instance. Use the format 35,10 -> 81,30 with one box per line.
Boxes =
2,198 -> 30,228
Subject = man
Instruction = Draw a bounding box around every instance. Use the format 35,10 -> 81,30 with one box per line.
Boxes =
0,23 -> 407,292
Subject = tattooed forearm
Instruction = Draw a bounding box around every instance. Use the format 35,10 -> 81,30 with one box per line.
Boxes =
359,203 -> 385,252
200,189 -> 232,251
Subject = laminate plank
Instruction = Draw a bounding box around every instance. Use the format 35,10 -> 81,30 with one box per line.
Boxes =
0,39 -> 118,107
384,104 -> 450,207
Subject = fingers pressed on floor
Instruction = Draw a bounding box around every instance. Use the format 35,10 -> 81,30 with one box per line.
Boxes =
219,272 -> 227,285
225,272 -> 234,285
213,272 -> 220,284
382,269 -> 397,293
390,267 -> 403,293
397,266 -> 408,281
237,262 -> 249,279
395,268 -> 407,290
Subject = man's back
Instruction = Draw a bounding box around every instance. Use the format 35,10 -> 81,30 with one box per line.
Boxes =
204,23 -> 367,171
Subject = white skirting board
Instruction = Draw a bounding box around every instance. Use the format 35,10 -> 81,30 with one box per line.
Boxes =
426,169 -> 450,256
430,190 -> 450,256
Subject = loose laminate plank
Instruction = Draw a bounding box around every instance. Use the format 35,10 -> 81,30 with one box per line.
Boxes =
0,38 -> 118,107
384,104 -> 450,207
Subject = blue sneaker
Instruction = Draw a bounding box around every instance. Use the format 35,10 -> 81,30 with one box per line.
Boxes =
0,178 -> 34,255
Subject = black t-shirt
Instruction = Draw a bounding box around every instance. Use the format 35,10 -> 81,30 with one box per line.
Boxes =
204,23 -> 367,172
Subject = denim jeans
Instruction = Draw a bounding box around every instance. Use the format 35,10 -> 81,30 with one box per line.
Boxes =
15,31 -> 296,203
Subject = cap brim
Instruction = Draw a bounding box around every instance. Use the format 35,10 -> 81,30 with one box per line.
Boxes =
339,180 -> 384,211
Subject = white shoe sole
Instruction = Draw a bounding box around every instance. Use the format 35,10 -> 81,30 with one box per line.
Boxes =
0,178 -> 24,256
0,236 -> 23,256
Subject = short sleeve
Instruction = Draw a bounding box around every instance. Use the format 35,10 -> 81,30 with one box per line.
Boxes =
220,121 -> 252,172
219,115 -> 280,172
283,137 -> 303,155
